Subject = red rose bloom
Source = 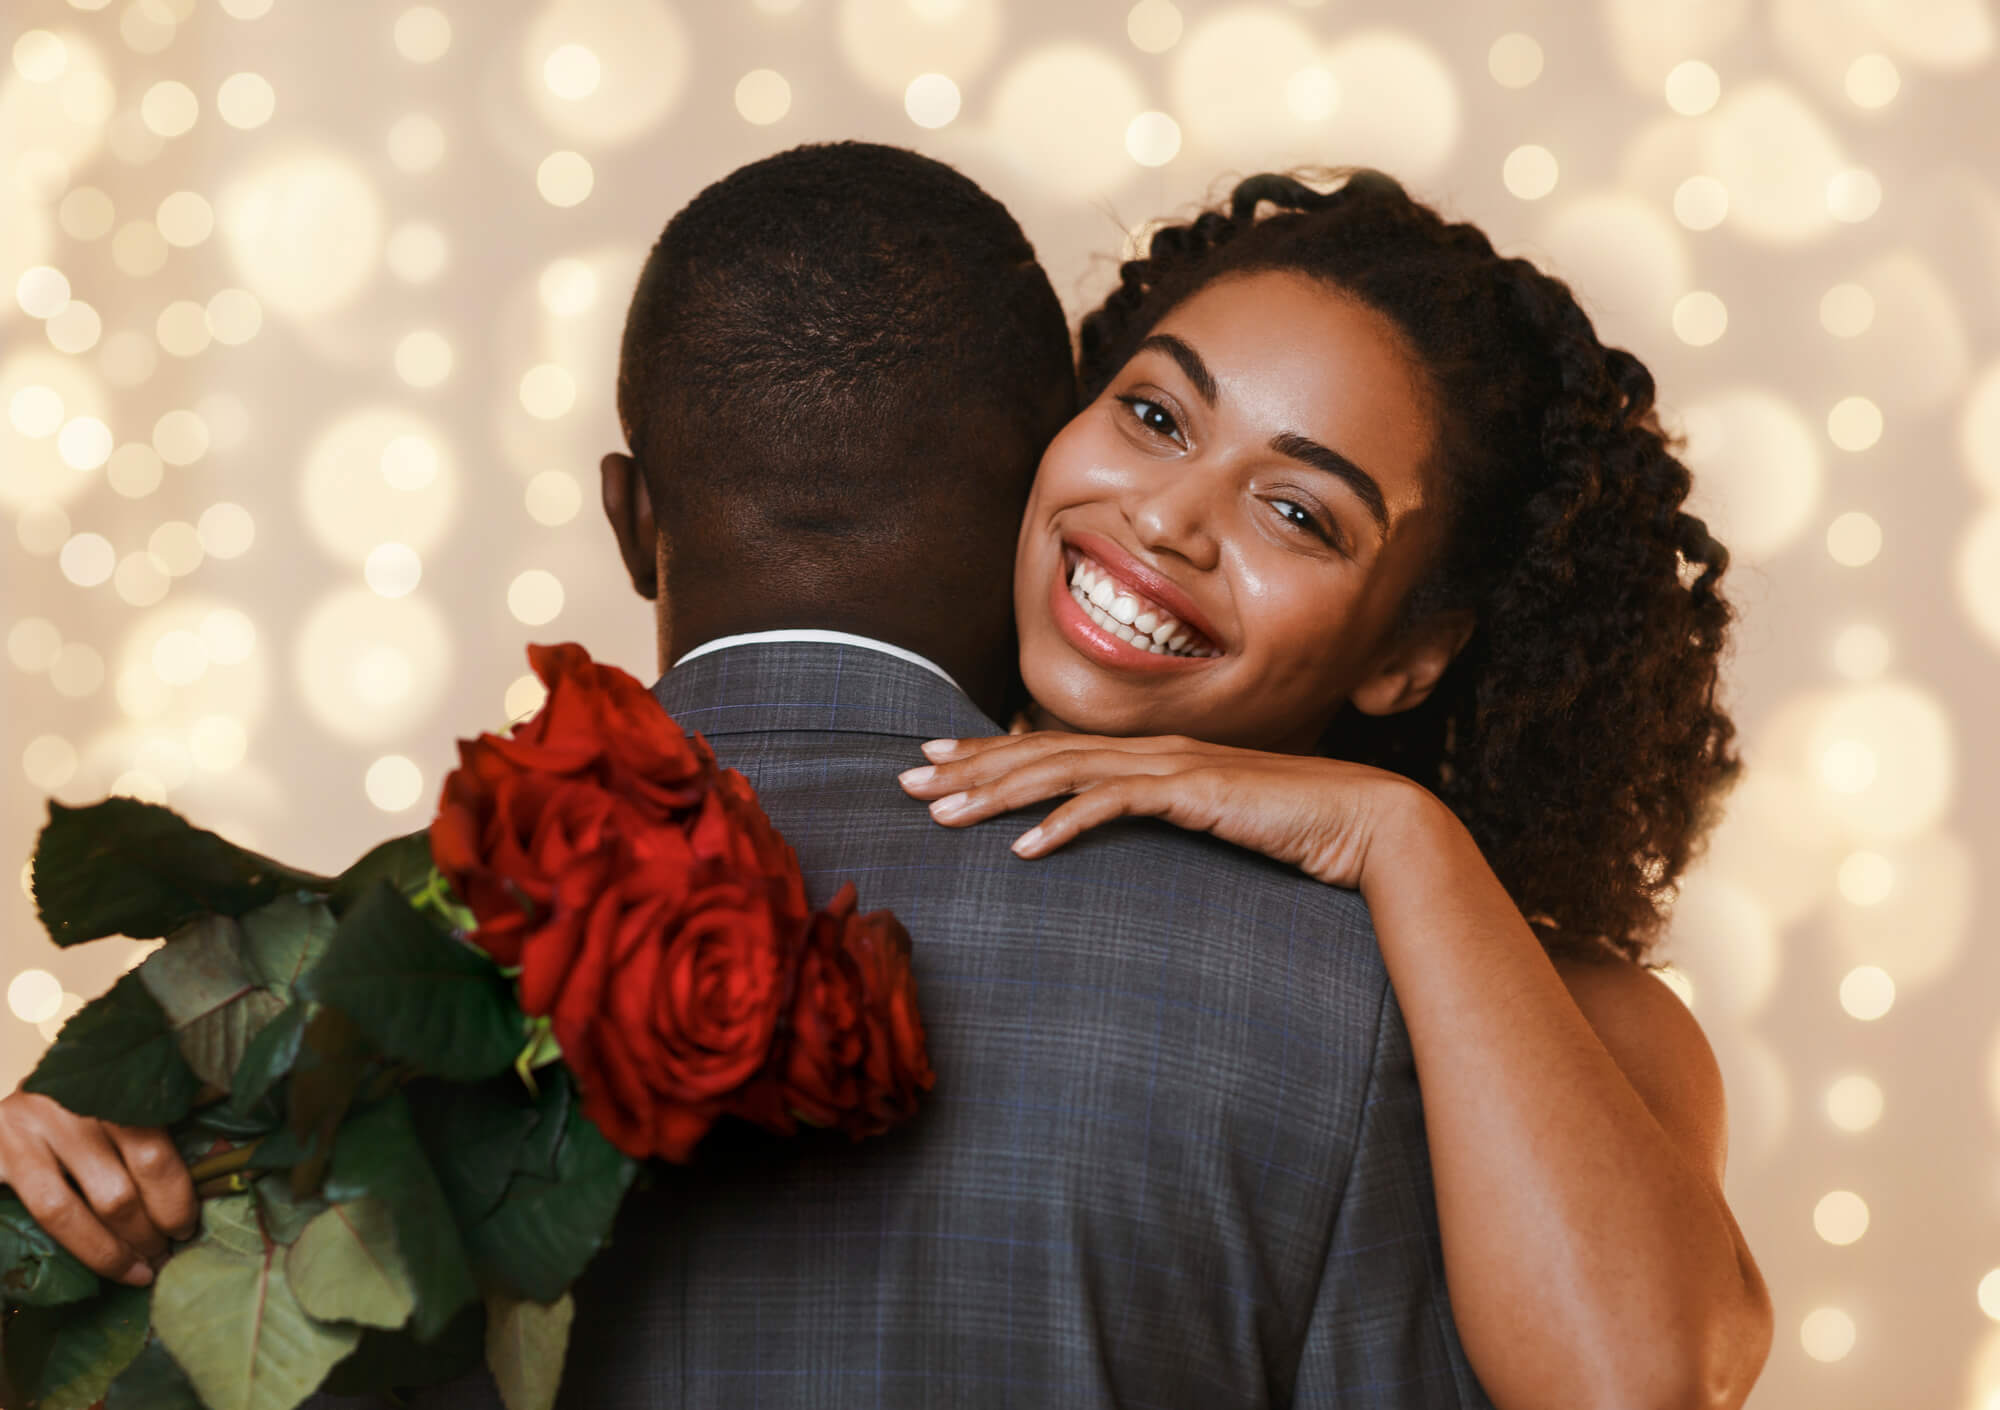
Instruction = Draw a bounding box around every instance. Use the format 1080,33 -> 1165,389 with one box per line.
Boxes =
777,884 -> 934,1139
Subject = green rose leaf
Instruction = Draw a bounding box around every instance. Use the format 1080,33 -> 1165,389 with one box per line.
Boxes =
103,1338 -> 204,1410
323,1092 -> 476,1341
152,1194 -> 362,1410
236,896 -> 337,1000
405,1075 -> 548,1225
140,914 -> 287,1090
457,1073 -> 635,1304
297,882 -> 521,1082
31,797 -> 330,946
286,1196 -> 417,1331
229,1003 -> 309,1119
22,971 -> 203,1127
252,1174 -> 328,1248
328,831 -> 436,919
0,1194 -> 99,1307
320,1301 -> 483,1398
20,1283 -> 150,1410
483,1291 -> 573,1410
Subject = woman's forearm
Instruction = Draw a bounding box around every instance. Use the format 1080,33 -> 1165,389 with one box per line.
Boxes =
1361,786 -> 1769,1410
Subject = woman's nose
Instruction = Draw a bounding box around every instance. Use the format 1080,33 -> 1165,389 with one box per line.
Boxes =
1129,471 -> 1221,572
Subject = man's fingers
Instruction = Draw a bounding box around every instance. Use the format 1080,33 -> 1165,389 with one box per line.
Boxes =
9,1165 -> 150,1284
62,1124 -> 171,1264
106,1123 -> 198,1242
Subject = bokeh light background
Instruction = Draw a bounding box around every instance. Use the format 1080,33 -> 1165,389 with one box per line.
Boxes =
3,0 -> 1998,1403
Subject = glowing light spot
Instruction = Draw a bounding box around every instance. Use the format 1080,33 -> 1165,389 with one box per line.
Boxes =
113,550 -> 169,607
1819,282 -> 1874,337
204,288 -> 262,346
220,150 -> 383,317
295,591 -> 452,742
364,542 -> 423,598
1125,111 -> 1181,167
21,736 -> 77,792
1672,174 -> 1728,230
1488,32 -> 1542,87
1823,1074 -> 1882,1132
46,300 -> 103,355
116,664 -> 170,722
10,385 -> 65,438
386,113 -> 446,173
141,80 -> 198,137
1502,145 -> 1558,201
148,521 -> 202,577
1818,736 -> 1878,793
518,365 -> 576,420
1827,396 -> 1884,452
49,643 -> 103,697
153,409 -> 209,465
508,569 -> 565,625
394,7 -> 452,63
1540,192 -> 1689,337
1813,1190 -> 1869,1245
303,411 -> 458,565
379,435 -> 438,492
155,191 -> 213,248
525,470 -> 581,526
217,71 -> 275,129
197,502 -> 254,559
58,188 -> 114,241
366,755 -> 425,812
13,30 -> 68,83
155,300 -> 211,358
7,618 -> 62,672
1828,166 -> 1882,222
111,220 -> 169,277
61,68 -> 115,124
904,73 -> 960,128
1127,0 -> 1182,54
107,442 -> 163,497
1837,850 -> 1894,905
1800,1308 -> 1855,1362
385,222 -> 447,284
190,715 -> 247,771
1839,965 -> 1895,1020
543,43 -> 600,99
152,628 -> 208,686
1701,82 -> 1845,245
395,330 -> 453,388
1672,291 -> 1728,346
1664,60 -> 1721,115
992,44 -> 1148,198
8,969 -> 65,1024
1957,509 -> 2000,653
121,2 -> 175,53
537,259 -> 597,316
1980,1270 -> 2000,1320
838,0 -> 1000,100
536,151 -> 593,207
1679,390 -> 1822,562
17,266 -> 71,320
57,416 -> 111,471
504,672 -> 548,722
1285,66 -> 1339,122
1845,52 -> 1899,108
59,532 -> 114,586
200,608 -> 256,665
734,69 -> 791,125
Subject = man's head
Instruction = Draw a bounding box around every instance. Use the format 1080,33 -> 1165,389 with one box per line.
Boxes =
601,141 -> 1076,711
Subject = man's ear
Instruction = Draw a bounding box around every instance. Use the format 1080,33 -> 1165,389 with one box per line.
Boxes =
600,451 -> 658,599
1347,611 -> 1476,717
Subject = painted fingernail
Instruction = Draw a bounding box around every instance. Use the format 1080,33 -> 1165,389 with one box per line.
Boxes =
921,740 -> 961,761
898,766 -> 935,788
1011,827 -> 1045,857
929,793 -> 970,821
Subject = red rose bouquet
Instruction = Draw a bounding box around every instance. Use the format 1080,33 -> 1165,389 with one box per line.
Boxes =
0,644 -> 933,1410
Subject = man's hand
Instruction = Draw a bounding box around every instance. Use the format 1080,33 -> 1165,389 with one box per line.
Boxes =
0,1088 -> 197,1285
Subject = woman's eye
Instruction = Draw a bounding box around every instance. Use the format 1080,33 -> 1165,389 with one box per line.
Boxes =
1271,498 -> 1337,546
1120,397 -> 1181,440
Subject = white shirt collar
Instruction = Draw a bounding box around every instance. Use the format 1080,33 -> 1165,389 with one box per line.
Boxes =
671,629 -> 961,690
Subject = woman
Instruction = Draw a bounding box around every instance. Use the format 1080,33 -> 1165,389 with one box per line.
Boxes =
896,170 -> 1773,1409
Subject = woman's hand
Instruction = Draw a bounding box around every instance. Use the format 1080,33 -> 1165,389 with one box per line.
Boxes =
896,731 -> 1434,889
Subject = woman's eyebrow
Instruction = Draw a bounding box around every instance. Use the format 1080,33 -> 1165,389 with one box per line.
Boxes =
1269,432 -> 1390,539
1136,333 -> 1218,405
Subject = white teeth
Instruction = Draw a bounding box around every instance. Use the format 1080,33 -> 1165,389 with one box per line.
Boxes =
1109,595 -> 1139,626
1149,619 -> 1175,644
1134,610 -> 1160,635
1088,577 -> 1117,610
1168,632 -> 1189,652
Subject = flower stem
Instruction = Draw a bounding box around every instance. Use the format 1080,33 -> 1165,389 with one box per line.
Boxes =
186,1141 -> 260,1185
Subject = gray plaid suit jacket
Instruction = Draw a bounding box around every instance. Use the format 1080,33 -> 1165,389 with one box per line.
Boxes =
330,640 -> 1492,1409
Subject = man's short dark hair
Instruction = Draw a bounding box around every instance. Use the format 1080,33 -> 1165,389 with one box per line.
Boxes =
618,142 -> 1077,541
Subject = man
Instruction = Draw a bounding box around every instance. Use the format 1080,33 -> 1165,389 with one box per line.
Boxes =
1,143 -> 1491,1408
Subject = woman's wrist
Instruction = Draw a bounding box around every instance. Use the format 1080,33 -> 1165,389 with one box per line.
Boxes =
1355,774 -> 1466,894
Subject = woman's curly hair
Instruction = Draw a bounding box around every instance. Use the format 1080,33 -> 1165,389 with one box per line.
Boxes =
1079,169 -> 1740,964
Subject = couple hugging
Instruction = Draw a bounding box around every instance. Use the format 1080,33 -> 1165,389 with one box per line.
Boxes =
0,142 -> 1771,1408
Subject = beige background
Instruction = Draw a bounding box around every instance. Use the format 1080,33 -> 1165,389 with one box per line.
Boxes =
4,0 -> 1998,1405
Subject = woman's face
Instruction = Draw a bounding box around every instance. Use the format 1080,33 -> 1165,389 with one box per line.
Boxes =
1014,269 -> 1452,752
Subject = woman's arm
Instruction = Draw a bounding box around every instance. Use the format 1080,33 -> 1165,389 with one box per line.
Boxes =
899,733 -> 1773,1410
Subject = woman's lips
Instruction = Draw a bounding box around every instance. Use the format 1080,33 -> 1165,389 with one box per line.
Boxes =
1061,531 -> 1225,648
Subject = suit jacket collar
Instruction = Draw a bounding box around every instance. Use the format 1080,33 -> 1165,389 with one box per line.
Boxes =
650,639 -> 1007,742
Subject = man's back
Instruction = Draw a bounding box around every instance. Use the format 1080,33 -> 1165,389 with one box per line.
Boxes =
407,641 -> 1487,1409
